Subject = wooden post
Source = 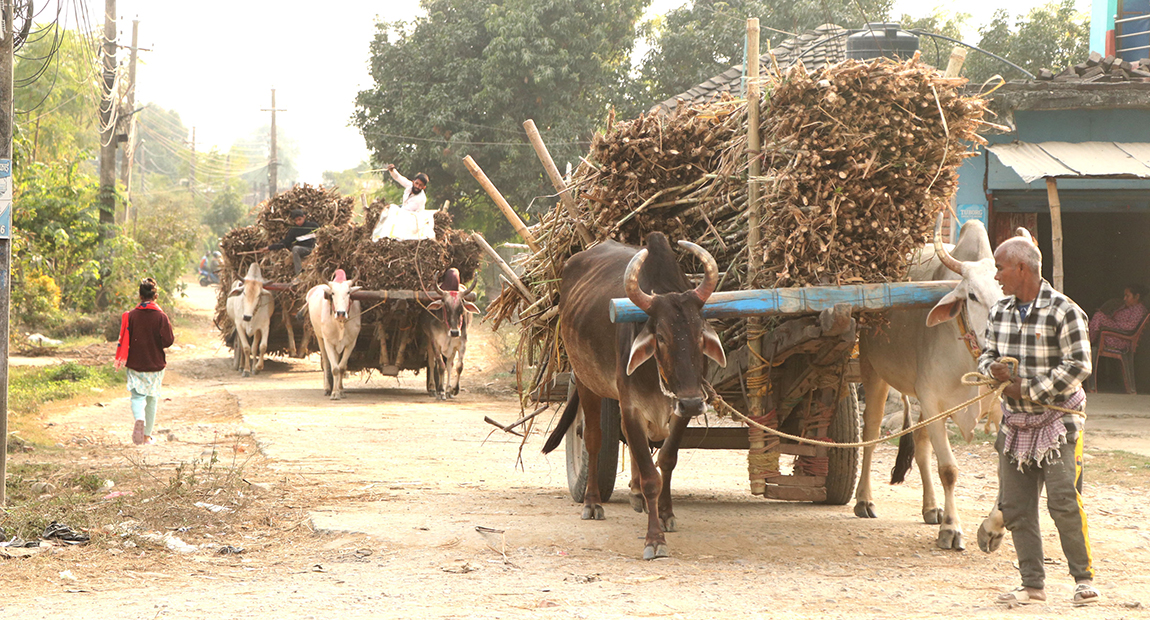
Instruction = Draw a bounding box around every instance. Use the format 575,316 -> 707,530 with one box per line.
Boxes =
745,18 -> 767,496
523,119 -> 594,247
944,46 -> 967,78
472,232 -> 536,304
1044,177 -> 1065,291
462,155 -> 540,252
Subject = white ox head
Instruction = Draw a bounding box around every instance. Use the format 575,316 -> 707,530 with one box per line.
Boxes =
427,268 -> 479,338
230,262 -> 268,323
322,269 -> 361,324
924,215 -> 1003,350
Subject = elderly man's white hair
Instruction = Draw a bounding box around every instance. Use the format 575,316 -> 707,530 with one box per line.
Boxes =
997,237 -> 1042,274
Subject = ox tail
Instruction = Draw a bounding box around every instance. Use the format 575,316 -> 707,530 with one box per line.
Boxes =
890,395 -> 915,484
542,390 -> 580,455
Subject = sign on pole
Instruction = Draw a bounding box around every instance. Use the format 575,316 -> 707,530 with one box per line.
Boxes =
0,158 -> 10,239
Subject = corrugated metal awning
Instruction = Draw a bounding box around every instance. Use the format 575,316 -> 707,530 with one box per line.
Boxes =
987,141 -> 1150,183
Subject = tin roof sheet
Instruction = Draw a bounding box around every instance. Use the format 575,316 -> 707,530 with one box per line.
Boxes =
987,141 -> 1150,183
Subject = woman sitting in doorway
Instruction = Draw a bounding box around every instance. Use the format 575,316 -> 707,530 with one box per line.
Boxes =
1090,284 -> 1149,353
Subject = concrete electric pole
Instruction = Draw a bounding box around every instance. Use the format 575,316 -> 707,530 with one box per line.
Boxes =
97,0 -> 117,230
118,19 -> 138,222
261,89 -> 285,198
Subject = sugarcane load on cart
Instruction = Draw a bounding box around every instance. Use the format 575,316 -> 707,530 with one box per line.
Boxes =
483,51 -> 993,559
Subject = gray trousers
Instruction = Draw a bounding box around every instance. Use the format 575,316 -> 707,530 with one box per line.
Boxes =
291,245 -> 312,275
996,426 -> 1095,589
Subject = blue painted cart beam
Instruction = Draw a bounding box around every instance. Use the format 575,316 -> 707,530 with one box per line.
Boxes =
609,281 -> 958,323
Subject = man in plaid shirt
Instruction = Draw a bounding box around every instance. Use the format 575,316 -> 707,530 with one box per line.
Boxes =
975,237 -> 1099,606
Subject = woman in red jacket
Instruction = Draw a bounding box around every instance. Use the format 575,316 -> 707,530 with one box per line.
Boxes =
114,278 -> 175,445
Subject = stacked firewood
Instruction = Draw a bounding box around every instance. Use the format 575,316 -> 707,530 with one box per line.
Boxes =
487,54 -> 989,403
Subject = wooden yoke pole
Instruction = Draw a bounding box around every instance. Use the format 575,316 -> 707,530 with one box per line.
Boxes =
1044,177 -> 1065,291
523,119 -> 594,247
745,18 -> 767,496
462,155 -> 540,252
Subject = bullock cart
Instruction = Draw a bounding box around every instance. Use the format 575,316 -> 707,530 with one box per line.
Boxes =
580,280 -> 955,506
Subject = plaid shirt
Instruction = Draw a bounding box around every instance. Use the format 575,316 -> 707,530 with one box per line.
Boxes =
977,280 -> 1092,415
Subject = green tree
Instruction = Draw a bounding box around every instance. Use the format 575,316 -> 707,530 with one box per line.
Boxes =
202,182 -> 251,237
638,0 -> 895,104
964,1 -> 1090,84
353,0 -> 648,241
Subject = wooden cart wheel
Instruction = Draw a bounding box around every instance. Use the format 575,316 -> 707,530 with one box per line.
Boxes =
821,384 -> 860,505
566,398 -> 621,503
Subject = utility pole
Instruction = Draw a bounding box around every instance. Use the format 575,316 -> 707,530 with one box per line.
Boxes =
261,89 -> 285,197
118,19 -> 138,223
1,0 -> 15,506
188,126 -> 195,203
97,0 -> 117,231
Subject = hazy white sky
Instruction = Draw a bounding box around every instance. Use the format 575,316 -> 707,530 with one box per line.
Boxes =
80,0 -> 1089,184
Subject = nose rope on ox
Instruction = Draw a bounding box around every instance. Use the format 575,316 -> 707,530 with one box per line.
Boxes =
710,357 -> 1085,449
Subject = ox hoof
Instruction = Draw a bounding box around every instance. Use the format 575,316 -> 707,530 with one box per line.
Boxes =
242,370 -> 251,378
629,493 -> 646,514
923,507 -> 943,525
977,519 -> 1005,554
581,504 -> 605,520
660,515 -> 677,533
937,528 -> 965,551
854,501 -> 877,519
642,543 -> 670,560
329,393 -> 341,401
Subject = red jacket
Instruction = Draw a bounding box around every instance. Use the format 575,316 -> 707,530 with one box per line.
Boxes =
124,305 -> 175,372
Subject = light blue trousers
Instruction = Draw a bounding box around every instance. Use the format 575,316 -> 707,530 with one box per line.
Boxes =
129,388 -> 159,437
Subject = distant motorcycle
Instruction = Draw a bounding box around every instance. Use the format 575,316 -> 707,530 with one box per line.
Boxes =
198,266 -> 220,287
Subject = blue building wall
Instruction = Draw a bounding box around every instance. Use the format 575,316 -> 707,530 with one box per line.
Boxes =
955,107 -> 1150,213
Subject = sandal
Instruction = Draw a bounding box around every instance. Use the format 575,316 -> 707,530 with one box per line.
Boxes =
996,587 -> 1045,605
1072,583 -> 1100,606
132,420 -> 145,445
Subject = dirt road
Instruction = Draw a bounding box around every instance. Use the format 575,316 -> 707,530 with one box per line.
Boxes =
5,282 -> 1150,619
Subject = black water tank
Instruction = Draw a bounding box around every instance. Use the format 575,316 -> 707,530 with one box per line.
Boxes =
846,23 -> 919,60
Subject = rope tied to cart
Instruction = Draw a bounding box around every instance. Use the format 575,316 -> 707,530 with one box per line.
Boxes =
709,357 -> 1086,449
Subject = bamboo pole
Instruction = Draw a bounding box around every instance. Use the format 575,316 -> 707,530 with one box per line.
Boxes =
1045,177 -> 1064,291
462,155 -> 540,252
523,119 -> 594,247
745,18 -> 767,497
472,232 -> 537,304
944,48 -> 968,243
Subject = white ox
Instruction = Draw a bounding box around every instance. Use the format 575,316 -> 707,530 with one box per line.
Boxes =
306,269 -> 362,400
227,262 -> 275,377
856,218 -> 1003,551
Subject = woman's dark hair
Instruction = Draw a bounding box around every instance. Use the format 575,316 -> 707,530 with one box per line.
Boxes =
1128,284 -> 1147,299
290,209 -> 305,219
139,277 -> 158,300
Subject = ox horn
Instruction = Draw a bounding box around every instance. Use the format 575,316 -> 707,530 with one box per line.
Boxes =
1015,227 -> 1036,246
624,249 -> 653,313
677,240 -> 718,303
933,212 -> 963,276
463,275 -> 478,295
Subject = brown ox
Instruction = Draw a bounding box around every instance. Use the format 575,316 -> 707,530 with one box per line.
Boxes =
421,268 -> 479,400
543,232 -> 726,560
